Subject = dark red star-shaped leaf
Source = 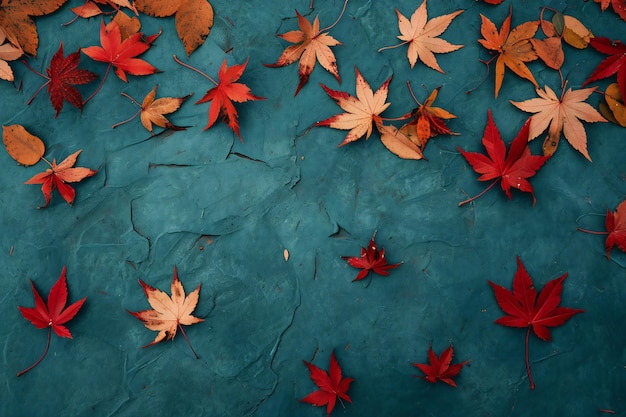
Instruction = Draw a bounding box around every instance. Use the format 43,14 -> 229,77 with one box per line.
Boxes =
23,42 -> 97,117
17,266 -> 87,376
582,37 -> 626,101
301,351 -> 354,416
488,256 -> 584,389
342,230 -> 402,282
413,343 -> 469,387
458,110 -> 549,206
578,199 -> 626,260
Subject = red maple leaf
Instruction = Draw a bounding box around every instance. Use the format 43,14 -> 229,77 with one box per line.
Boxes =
342,230 -> 402,282
457,110 -> 549,206
82,19 -> 159,102
582,37 -> 626,101
175,56 -> 265,141
578,200 -> 626,260
488,256 -> 584,389
23,42 -> 97,117
25,150 -> 97,207
17,266 -> 87,376
413,343 -> 469,387
301,351 -> 354,416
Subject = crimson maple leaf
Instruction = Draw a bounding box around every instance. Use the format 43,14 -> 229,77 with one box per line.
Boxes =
301,351 -> 354,416
25,150 -> 97,207
578,200 -> 626,260
177,57 -> 265,141
23,42 -> 97,117
413,343 -> 469,387
17,266 -> 87,376
488,256 -> 584,389
582,37 -> 626,101
342,231 -> 402,282
457,110 -> 549,206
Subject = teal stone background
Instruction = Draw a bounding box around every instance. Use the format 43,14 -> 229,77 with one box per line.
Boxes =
0,0 -> 624,416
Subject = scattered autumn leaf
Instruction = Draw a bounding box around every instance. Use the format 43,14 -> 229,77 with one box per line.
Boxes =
378,0 -> 463,72
0,26 -> 22,82
378,123 -> 425,160
82,19 -> 159,102
578,199 -> 626,260
2,124 -> 45,166
483,0 -> 505,4
113,85 -> 191,134
0,0 -> 68,56
582,37 -> 626,102
128,266 -> 203,358
342,230 -> 402,282
111,10 -> 142,40
25,150 -> 97,207
458,110 -> 549,206
316,66 -> 392,146
264,4 -> 345,96
301,351 -> 354,416
175,56 -> 265,141
600,83 -> 626,126
488,256 -> 584,389
17,266 -> 87,376
478,5 -> 539,97
594,0 -> 626,22
70,0 -> 138,20
510,85 -> 606,161
23,42 -> 98,118
135,0 -> 213,56
413,344 -> 469,387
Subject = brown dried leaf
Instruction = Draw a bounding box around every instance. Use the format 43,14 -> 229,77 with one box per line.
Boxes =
2,124 -> 45,166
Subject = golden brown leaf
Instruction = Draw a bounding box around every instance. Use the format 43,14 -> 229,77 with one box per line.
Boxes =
378,124 -> 424,160
135,0 -> 214,56
0,26 -> 22,82
379,0 -> 463,72
2,124 -> 45,166
478,6 -> 539,97
0,0 -> 69,56
111,10 -> 141,40
602,83 -> 626,127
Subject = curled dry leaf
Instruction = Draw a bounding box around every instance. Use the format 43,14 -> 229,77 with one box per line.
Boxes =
111,10 -> 142,40
378,123 -> 424,160
25,150 -> 97,207
135,0 -> 214,56
600,83 -> 626,126
264,7 -> 342,96
510,85 -> 606,161
128,266 -> 203,358
478,6 -> 539,97
316,66 -> 392,146
0,0 -> 68,56
114,85 -> 192,134
0,26 -> 23,82
2,124 -> 45,166
378,0 -> 463,72
489,256 -> 584,389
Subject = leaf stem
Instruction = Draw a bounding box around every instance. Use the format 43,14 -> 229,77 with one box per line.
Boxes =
178,324 -> 199,359
17,327 -> 51,377
377,41 -> 409,53
406,81 -> 422,106
121,91 -> 142,107
21,58 -> 47,78
83,63 -> 111,105
576,228 -> 609,235
321,0 -> 349,32
458,179 -> 499,206
525,327 -> 535,390
112,109 -> 142,129
22,59 -> 51,105
173,55 -> 218,86
41,156 -> 53,167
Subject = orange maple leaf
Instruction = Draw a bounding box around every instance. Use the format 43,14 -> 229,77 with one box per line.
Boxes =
478,6 -> 539,98
25,150 -> 97,207
135,0 -> 214,56
113,85 -> 192,134
378,0 -> 463,72
265,7 -> 344,96
0,0 -> 68,56
510,85 -> 607,161
128,266 -> 203,358
316,67 -> 392,146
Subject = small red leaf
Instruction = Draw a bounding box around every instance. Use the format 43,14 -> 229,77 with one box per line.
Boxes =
413,343 -> 469,387
301,351 -> 354,416
342,231 -> 402,282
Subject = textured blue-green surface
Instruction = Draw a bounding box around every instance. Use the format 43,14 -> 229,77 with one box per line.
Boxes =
1,0 -> 624,416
